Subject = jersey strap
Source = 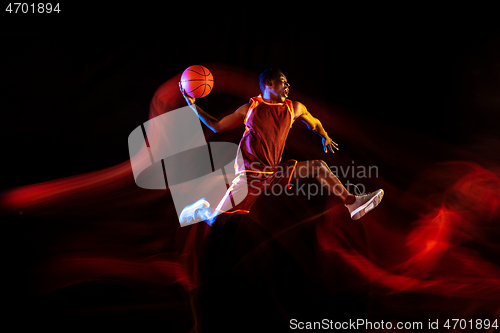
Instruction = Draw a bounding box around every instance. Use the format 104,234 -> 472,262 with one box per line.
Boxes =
244,95 -> 295,128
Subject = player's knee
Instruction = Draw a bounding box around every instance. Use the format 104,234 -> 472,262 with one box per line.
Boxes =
310,159 -> 328,175
297,160 -> 329,178
309,159 -> 322,167
313,159 -> 329,169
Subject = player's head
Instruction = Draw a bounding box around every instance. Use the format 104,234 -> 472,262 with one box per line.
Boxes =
259,68 -> 290,102
259,68 -> 284,92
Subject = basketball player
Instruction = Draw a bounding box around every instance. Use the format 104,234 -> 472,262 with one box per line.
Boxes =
179,68 -> 383,226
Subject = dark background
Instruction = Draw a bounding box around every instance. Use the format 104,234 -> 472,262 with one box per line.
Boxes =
3,8 -> 499,189
2,5 -> 500,332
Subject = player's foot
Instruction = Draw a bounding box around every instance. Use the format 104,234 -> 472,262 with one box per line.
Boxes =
179,198 -> 210,224
345,189 -> 384,220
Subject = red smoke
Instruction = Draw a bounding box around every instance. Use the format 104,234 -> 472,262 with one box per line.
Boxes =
2,65 -> 499,331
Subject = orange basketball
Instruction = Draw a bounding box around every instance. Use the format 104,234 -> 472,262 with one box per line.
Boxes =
180,65 -> 214,98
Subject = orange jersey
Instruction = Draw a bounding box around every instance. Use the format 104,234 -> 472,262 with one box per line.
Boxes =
235,94 -> 295,175
213,95 -> 298,220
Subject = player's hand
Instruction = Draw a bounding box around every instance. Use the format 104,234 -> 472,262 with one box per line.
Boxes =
179,82 -> 196,105
322,136 -> 339,153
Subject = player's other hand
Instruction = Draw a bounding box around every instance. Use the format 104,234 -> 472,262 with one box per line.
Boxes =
179,82 -> 196,105
322,136 -> 339,153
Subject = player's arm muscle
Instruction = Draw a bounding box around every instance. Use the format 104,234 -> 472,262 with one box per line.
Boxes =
295,101 -> 327,138
295,101 -> 339,153
192,103 -> 248,133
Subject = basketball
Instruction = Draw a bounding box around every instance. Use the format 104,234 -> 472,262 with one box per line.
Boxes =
180,65 -> 214,98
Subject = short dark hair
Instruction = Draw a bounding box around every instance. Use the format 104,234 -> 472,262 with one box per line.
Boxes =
259,68 -> 284,93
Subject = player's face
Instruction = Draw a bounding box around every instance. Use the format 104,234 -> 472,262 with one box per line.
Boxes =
269,75 -> 290,102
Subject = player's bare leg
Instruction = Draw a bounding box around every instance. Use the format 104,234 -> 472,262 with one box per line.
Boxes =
293,160 -> 383,220
294,160 -> 354,201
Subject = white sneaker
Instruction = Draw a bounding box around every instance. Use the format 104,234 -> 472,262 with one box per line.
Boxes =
345,189 -> 384,220
179,199 -> 210,224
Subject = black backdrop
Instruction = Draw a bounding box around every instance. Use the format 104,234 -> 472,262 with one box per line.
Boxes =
3,9 -> 500,187
3,6 -> 500,333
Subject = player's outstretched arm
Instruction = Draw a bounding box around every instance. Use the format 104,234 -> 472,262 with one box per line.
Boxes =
180,83 -> 248,133
294,101 -> 339,153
